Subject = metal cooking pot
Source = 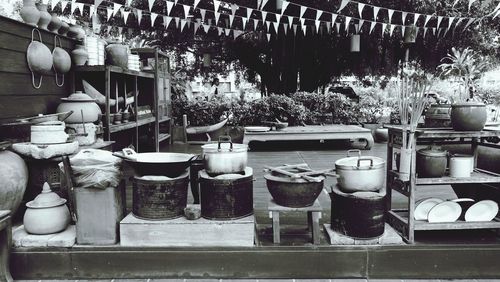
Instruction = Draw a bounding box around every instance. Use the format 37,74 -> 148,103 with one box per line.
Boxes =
114,148 -> 197,177
334,149 -> 385,192
202,136 -> 248,176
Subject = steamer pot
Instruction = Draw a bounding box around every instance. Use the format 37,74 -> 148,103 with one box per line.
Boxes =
30,121 -> 68,144
201,136 -> 248,176
334,149 -> 385,192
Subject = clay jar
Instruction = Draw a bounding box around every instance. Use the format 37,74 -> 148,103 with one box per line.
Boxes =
56,91 -> 101,123
36,3 -> 51,30
58,21 -> 69,36
106,44 -> 129,68
47,13 -> 62,33
68,24 -> 85,41
20,0 -> 40,26
23,182 -> 70,235
71,44 -> 88,66
0,146 -> 28,214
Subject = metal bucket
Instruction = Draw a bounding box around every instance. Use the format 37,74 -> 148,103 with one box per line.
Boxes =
199,167 -> 254,220
132,171 -> 189,220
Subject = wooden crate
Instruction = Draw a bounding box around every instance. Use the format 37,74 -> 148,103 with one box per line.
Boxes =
74,183 -> 125,245
120,213 -> 255,247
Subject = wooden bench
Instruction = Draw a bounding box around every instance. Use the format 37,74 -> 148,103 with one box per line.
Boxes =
268,199 -> 323,245
243,125 -> 374,149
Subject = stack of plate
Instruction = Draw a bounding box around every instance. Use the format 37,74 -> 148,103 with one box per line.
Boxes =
128,54 -> 140,71
85,36 -> 105,66
415,197 -> 499,223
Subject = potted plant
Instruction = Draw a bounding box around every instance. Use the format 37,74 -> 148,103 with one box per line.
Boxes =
437,47 -> 490,131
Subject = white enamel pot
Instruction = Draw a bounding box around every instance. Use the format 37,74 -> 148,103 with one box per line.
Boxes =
334,149 -> 386,192
202,136 -> 248,176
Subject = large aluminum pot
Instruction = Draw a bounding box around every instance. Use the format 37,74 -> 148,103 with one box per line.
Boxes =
335,149 -> 385,192
202,136 -> 248,176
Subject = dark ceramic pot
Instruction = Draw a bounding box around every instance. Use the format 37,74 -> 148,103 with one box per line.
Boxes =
416,146 -> 448,178
450,102 -> 487,131
265,173 -> 324,208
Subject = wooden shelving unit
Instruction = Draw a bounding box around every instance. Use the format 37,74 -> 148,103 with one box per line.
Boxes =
386,125 -> 500,243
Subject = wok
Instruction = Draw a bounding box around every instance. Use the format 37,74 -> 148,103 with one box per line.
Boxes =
114,148 -> 197,177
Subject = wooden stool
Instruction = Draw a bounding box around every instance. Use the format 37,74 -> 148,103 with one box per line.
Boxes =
268,199 -> 322,244
0,210 -> 12,282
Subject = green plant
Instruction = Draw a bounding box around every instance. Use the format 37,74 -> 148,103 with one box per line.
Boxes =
437,47 -> 490,101
171,96 -> 230,126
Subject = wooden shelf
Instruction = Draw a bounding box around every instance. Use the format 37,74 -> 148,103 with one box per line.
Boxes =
109,121 -> 137,133
389,169 -> 500,185
385,125 -> 500,139
389,210 -> 500,231
158,116 -> 171,123
137,116 -> 155,127
74,65 -> 155,78
158,133 -> 171,142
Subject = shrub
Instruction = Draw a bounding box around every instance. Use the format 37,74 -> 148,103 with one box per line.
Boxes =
171,96 -> 230,126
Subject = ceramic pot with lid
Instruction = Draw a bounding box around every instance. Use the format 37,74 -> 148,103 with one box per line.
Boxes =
334,149 -> 385,192
202,136 -> 248,176
106,44 -> 129,68
30,121 -> 69,144
416,145 -> 448,178
23,182 -> 70,235
56,91 -> 101,123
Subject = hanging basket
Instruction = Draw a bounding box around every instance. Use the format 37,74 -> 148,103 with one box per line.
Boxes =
350,34 -> 360,52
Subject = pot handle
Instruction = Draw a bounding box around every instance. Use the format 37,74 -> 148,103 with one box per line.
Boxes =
53,35 -> 65,87
357,158 -> 374,168
218,135 -> 233,152
347,149 -> 361,157
30,29 -> 44,89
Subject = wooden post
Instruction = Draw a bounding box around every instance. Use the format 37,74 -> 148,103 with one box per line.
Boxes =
182,114 -> 188,143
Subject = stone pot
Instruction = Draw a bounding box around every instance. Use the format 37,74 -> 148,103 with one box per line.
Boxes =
56,91 -> 101,123
47,13 -> 62,33
20,0 -> 40,26
23,182 -> 70,235
450,102 -> 487,131
68,24 -> 85,40
36,3 -> 51,30
106,44 -> 129,68
0,145 -> 28,214
58,21 -> 69,36
71,44 -> 88,66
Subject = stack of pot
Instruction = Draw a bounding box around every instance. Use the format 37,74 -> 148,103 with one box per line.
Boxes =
330,149 -> 387,239
56,91 -> 102,146
199,136 -> 253,220
417,145 -> 474,178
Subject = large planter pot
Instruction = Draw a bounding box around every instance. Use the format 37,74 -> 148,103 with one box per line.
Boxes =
106,44 -> 129,68
450,102 -> 487,131
425,104 -> 452,128
20,0 -> 40,26
0,147 -> 28,214
71,44 -> 88,66
36,3 -> 51,30
56,91 -> 101,123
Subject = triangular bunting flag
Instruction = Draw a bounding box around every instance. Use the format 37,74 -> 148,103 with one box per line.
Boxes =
229,15 -> 235,27
381,23 -> 387,37
174,0 -> 178,5
214,0 -> 221,12
326,24 -> 331,34
402,24 -> 406,37
89,5 -> 95,18
234,30 -> 243,39
183,5 -> 191,18
402,12 -> 408,24
253,19 -> 259,30
276,14 -> 281,23
437,28 -> 442,37
413,13 -> 420,25
448,17 -> 456,29
316,10 -> 323,21
194,22 -> 200,34
302,25 -> 307,35
247,8 -> 253,19
231,4 -> 238,16
463,18 -> 475,30
337,0 -> 350,13
373,7 -> 380,21
273,21 -> 279,33
151,13 -> 158,27
388,9 -> 394,23
217,27 -> 223,35
423,27 -> 428,37
345,16 -> 351,32
281,1 -> 290,14
175,17 -> 180,28
437,16 -> 443,28
335,22 -> 340,33
332,13 -> 338,25
166,1 -> 174,15
432,27 -> 436,35
494,9 -> 500,19
214,12 -> 221,24
288,15 -> 294,25
358,3 -> 365,18
443,27 -> 450,37
494,2 -> 500,13
242,17 -> 248,29
358,19 -> 365,32
51,0 -> 60,11
136,9 -> 142,25
113,3 -> 122,16
315,20 -> 320,33
194,0 -> 201,8
225,28 -> 231,36
266,33 -> 271,41
147,0 -> 155,11
283,23 -> 288,35
257,0 -> 262,10
389,24 -> 396,36
125,0 -> 132,6
300,17 -> 305,27
200,9 -> 206,22
424,15 -> 432,26
76,3 -> 84,15
261,0 -> 269,9
61,1 -> 68,12
300,6 -> 307,18
453,0 -> 460,7
265,21 -> 270,32
163,16 -> 173,28
369,21 -> 377,34
106,7 -> 113,21
468,0 -> 477,11
262,11 -> 268,21
123,10 -> 131,24
180,19 -> 187,32
293,24 -> 298,36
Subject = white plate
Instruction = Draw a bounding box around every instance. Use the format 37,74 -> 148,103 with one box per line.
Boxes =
465,200 -> 499,222
428,201 -> 462,223
244,126 -> 271,132
414,198 -> 444,221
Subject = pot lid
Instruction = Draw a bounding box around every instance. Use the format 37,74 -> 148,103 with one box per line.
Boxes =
452,102 -> 485,107
32,121 -> 65,127
61,91 -> 97,102
335,156 -> 385,169
26,182 -> 66,209
418,145 -> 447,157
202,142 -> 248,153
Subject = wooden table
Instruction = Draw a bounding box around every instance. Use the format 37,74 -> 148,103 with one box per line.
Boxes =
243,125 -> 374,149
0,210 -> 12,282
268,199 -> 323,244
